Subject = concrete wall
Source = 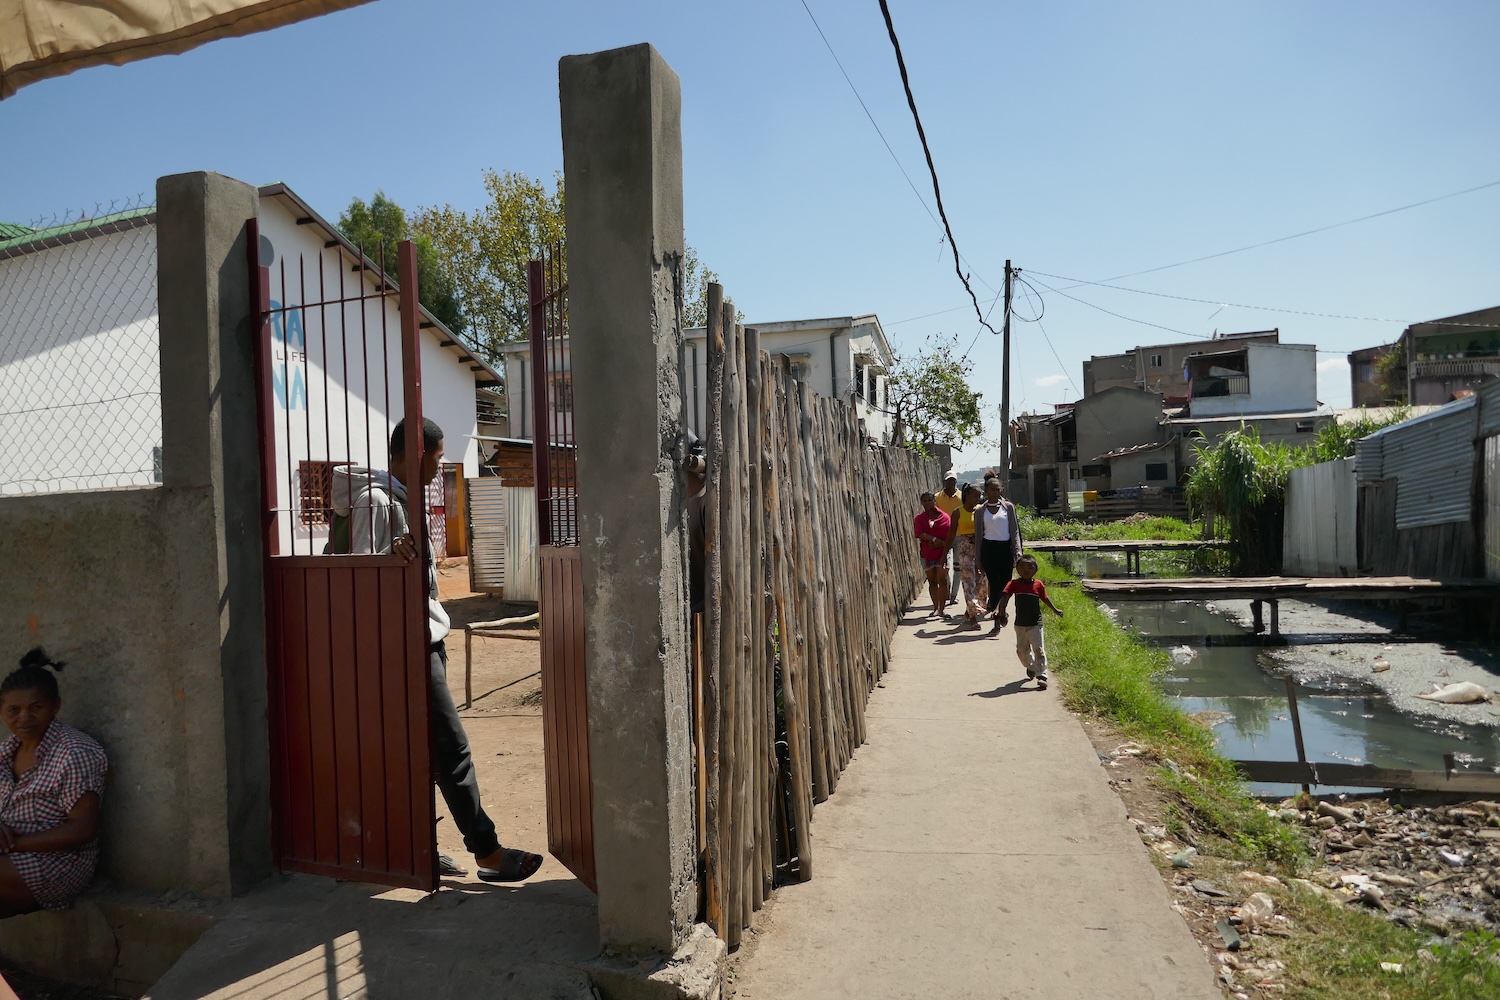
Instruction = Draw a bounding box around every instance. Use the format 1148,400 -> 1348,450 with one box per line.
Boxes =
1192,343 -> 1317,416
1349,347 -> 1390,407
0,172 -> 270,898
0,489 -> 235,892
1074,386 -> 1164,465
847,321 -> 894,444
1085,333 -> 1282,402
1108,447 -> 1176,487
1084,352 -> 1134,395
681,322 -> 895,443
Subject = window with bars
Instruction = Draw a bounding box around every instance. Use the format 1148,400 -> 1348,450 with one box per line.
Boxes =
854,361 -> 866,400
298,460 -> 336,526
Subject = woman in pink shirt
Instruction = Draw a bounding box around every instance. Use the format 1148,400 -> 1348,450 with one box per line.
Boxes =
913,492 -> 952,619
0,649 -> 108,916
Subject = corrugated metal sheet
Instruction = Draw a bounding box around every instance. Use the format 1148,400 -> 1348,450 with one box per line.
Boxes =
1283,458 -> 1357,575
1380,398 -> 1478,529
504,486 -> 539,602
1486,435 -> 1500,581
1354,434 -> 1384,484
1479,379 -> 1500,438
468,478 -> 506,592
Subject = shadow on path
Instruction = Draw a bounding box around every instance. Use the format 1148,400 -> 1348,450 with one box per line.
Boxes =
967,679 -> 1031,699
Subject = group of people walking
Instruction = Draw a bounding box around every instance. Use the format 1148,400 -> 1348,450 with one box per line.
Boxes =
914,470 -> 1061,688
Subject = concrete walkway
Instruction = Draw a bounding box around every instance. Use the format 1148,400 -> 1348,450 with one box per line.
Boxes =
731,608 -> 1219,1000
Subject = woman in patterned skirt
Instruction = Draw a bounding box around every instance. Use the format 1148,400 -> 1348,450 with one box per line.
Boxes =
0,648 -> 108,915
949,484 -> 988,629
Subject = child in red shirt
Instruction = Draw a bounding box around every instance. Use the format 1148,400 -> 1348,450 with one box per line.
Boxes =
998,554 -> 1062,689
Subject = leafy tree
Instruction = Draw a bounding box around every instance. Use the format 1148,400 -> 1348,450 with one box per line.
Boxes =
337,192 -> 466,337
411,170 -> 567,361
413,169 -> 722,359
887,333 -> 984,450
1373,341 -> 1406,403
1306,405 -> 1411,463
681,244 -> 722,328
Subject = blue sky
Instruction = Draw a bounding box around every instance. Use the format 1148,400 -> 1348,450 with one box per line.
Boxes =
5,0 -> 1498,468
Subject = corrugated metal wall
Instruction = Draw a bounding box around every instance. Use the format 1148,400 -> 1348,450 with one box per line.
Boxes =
1354,434 -> 1384,484
466,479 -> 541,600
468,478 -> 506,592
1376,398 -> 1477,529
504,485 -> 539,602
1479,380 -> 1500,438
1283,457 -> 1357,576
1486,435 -> 1500,581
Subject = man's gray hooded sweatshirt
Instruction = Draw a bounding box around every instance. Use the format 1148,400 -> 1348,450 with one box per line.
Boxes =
340,467 -> 451,643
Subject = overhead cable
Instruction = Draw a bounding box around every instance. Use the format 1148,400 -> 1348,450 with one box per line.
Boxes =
1078,178 -> 1500,285
1026,268 -> 1499,329
876,0 -> 999,337
798,0 -> 998,294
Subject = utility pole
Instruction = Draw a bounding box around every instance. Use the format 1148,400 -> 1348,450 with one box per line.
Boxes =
999,260 -> 1013,478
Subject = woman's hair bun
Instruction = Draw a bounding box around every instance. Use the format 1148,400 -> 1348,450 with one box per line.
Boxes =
19,647 -> 65,671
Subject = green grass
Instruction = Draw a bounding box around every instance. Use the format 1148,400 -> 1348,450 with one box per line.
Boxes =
1035,552 -> 1304,869
1018,510 -> 1200,542
1261,886 -> 1500,999
1036,551 -> 1500,996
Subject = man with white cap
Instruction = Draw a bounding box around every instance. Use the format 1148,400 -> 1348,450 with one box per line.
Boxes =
934,469 -> 963,612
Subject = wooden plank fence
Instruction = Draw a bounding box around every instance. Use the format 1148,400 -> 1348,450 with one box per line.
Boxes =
699,284 -> 937,946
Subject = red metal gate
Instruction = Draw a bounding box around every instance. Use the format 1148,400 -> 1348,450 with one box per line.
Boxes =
251,222 -> 436,890
529,249 -> 596,892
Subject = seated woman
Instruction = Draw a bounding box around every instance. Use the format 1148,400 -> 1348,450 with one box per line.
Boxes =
0,649 -> 108,916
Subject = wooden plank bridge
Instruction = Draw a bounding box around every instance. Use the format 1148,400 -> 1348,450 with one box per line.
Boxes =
1028,538 -> 1228,575
1079,575 -> 1500,636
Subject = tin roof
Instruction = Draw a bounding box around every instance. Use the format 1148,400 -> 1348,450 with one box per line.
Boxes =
0,207 -> 155,258
1095,439 -> 1173,461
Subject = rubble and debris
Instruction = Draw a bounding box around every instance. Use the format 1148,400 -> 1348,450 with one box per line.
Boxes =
1285,798 -> 1500,933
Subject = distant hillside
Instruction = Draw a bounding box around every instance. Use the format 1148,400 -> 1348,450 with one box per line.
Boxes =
951,466 -> 997,486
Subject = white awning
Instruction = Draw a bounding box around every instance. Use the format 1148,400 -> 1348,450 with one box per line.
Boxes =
2,0 -> 374,98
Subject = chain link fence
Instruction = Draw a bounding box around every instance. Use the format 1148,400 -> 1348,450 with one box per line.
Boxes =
0,199 -> 161,494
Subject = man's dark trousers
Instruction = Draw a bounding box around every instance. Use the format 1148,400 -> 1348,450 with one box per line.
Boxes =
429,642 -> 501,859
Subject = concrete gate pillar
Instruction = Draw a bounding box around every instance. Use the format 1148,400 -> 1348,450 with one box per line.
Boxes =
559,42 -> 703,970
157,171 -> 272,892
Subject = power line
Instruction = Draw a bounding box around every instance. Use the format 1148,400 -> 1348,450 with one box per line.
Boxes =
887,296 -> 999,326
1076,177 -> 1500,286
1024,274 -> 1202,340
797,0 -> 998,295
876,0 -> 999,338
1024,268 -> 1500,329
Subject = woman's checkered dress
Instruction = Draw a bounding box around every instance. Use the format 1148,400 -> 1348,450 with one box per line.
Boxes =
1,720 -> 108,910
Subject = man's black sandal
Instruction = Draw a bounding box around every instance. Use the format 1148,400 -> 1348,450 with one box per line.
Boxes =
478,848 -> 544,883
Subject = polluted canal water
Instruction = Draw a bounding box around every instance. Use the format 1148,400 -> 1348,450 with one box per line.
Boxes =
1057,552 -> 1500,795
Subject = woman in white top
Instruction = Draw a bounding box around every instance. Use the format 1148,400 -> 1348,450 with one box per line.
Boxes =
975,477 -> 1024,636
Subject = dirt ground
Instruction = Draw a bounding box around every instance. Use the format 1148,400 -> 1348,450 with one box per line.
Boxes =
432,561 -> 562,883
